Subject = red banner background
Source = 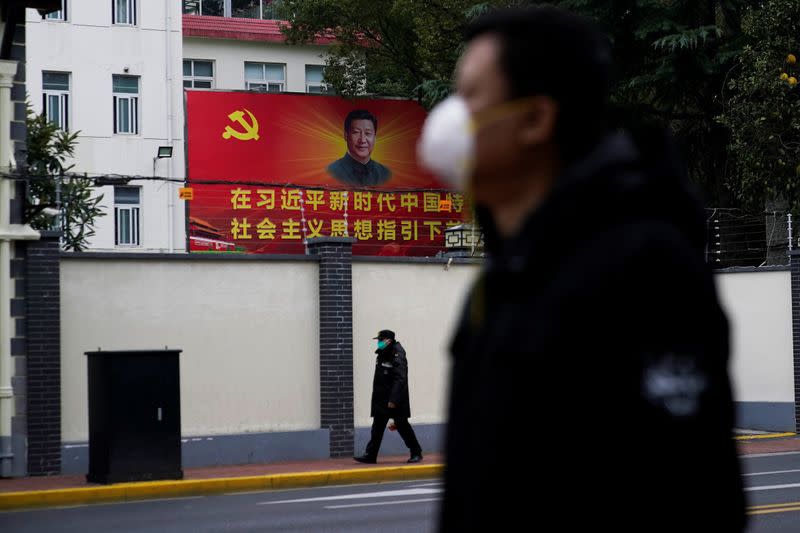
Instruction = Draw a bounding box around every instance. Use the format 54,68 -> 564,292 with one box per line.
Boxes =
185,91 -> 464,256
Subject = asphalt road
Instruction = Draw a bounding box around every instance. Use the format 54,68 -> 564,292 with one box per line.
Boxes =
0,479 -> 442,533
5,453 -> 800,532
744,451 -> 800,532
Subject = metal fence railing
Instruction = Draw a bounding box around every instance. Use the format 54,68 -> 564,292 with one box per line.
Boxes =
705,208 -> 793,269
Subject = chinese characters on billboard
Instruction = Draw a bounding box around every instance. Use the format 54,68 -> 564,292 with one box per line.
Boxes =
185,91 -> 467,256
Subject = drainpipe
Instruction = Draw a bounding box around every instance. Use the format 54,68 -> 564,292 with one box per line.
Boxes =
0,59 -> 39,476
165,0 -> 174,253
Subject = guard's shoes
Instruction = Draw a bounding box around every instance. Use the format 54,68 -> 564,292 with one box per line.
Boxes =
407,454 -> 423,463
354,455 -> 377,464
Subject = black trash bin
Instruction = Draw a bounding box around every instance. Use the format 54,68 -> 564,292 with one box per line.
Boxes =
85,350 -> 183,484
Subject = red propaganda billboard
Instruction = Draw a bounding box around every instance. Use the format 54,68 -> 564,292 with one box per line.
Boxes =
185,91 -> 467,256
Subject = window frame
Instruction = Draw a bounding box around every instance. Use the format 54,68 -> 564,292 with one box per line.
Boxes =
183,59 -> 215,90
42,71 -> 71,131
183,1 -> 283,19
305,65 -> 329,94
183,0 -> 225,17
43,0 -> 68,21
114,186 -> 141,247
112,0 -> 138,26
112,75 -> 140,135
244,62 -> 286,93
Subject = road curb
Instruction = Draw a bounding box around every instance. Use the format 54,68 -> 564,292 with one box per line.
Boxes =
734,432 -> 796,441
0,464 -> 444,512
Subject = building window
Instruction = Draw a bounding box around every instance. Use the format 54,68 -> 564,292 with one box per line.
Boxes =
260,0 -> 282,19
112,0 -> 137,25
231,0 -> 259,18
305,65 -> 329,94
245,62 -> 285,92
231,0 -> 283,19
183,0 -> 224,16
112,75 -> 139,135
183,0 -> 282,19
183,60 -> 214,89
42,72 -> 70,131
114,186 -> 141,246
44,1 -> 67,21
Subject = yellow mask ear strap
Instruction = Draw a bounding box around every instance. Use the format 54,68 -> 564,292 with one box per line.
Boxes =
472,97 -> 540,130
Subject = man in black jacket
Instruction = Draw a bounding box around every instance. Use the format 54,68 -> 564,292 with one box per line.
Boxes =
354,330 -> 423,464
430,7 -> 745,532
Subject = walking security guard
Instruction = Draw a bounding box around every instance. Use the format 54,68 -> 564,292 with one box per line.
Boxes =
354,330 -> 423,464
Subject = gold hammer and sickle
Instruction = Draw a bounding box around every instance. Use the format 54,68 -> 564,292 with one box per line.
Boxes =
222,109 -> 260,141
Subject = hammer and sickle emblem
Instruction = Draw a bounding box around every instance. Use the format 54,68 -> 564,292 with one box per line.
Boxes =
222,109 -> 260,141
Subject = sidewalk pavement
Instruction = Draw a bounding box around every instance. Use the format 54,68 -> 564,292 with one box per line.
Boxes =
1,433 -> 798,512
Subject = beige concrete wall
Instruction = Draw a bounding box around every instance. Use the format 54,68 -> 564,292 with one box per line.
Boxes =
352,261 -> 480,427
716,270 -> 794,404
60,257 -> 319,442
182,37 -> 328,93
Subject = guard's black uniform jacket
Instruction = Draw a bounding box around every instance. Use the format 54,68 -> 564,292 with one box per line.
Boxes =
439,130 -> 745,532
371,342 -> 411,419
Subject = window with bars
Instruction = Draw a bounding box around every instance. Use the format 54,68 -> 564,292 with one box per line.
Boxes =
112,0 -> 137,25
114,186 -> 141,246
305,65 -> 329,94
183,60 -> 215,89
244,62 -> 285,92
183,0 -> 282,19
44,0 -> 67,21
113,75 -> 139,135
43,72 -> 70,131
183,0 -> 224,16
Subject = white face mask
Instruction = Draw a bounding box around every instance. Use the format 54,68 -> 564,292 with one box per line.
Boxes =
417,96 -> 475,192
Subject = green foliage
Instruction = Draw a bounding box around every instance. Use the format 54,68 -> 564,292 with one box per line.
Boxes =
570,1 -> 747,203
284,0 -> 798,208
717,0 -> 800,212
652,25 -> 723,52
24,106 -> 105,251
280,0 -> 503,102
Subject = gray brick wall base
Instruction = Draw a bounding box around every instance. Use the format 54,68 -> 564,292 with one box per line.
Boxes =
354,423 -> 444,458
62,429 -> 331,475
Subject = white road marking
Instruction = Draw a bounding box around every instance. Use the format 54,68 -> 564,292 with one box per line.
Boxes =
743,469 -> 800,477
115,496 -> 205,505
258,487 -> 442,505
742,452 -> 800,459
325,498 -> 441,509
745,483 -> 800,492
0,496 -> 206,513
410,482 -> 443,488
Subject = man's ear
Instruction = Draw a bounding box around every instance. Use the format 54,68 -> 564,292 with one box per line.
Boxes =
518,95 -> 559,147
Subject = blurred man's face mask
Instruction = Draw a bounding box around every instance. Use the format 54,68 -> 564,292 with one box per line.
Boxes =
377,339 -> 390,350
418,95 -> 539,191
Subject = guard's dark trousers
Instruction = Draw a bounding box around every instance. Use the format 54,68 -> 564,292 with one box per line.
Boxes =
365,416 -> 422,459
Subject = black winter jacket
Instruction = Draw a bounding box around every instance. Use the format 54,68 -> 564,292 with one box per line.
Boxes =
439,131 -> 745,532
370,341 -> 412,419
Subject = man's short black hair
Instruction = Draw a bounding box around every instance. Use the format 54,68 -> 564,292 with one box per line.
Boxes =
465,7 -> 612,161
345,110 -> 378,133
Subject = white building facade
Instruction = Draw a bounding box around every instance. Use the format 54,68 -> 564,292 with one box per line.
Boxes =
26,0 -> 329,252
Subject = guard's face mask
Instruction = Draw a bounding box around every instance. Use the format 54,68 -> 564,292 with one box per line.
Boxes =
377,340 -> 390,350
417,95 -> 541,191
